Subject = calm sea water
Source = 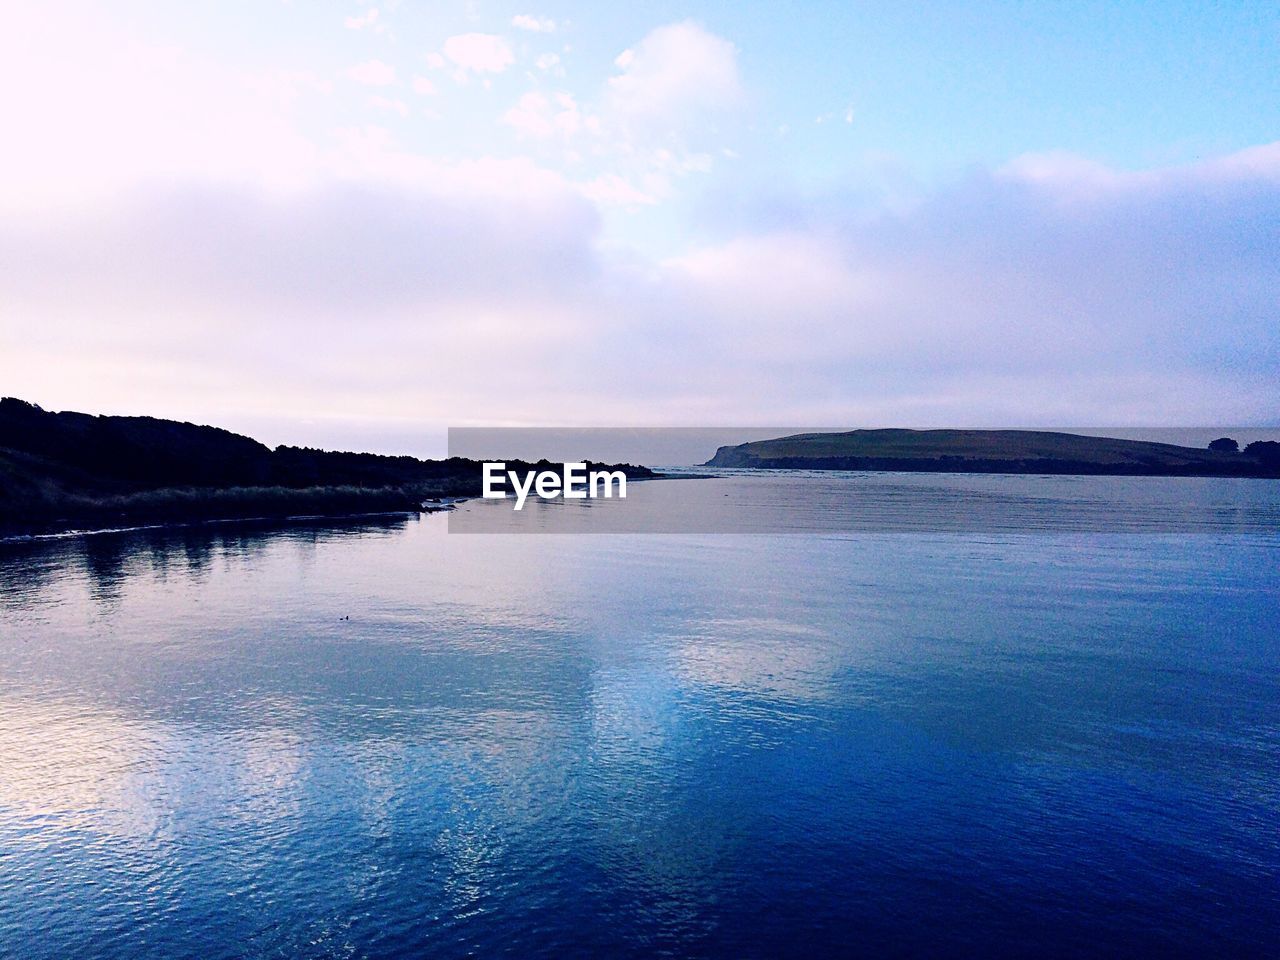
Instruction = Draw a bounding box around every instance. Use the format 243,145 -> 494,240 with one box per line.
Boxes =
1,473 -> 1278,959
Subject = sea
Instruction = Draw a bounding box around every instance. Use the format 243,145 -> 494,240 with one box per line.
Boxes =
1,471 -> 1277,958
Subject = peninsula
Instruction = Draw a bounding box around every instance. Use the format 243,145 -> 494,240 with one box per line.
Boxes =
705,429 -> 1280,477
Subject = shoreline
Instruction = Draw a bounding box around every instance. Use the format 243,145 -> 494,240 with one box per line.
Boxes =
10,466 -> 1280,543
704,459 -> 1280,479
0,508 -> 426,545
0,472 -> 696,541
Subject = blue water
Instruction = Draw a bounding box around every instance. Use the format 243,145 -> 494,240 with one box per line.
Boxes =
1,474 -> 1278,958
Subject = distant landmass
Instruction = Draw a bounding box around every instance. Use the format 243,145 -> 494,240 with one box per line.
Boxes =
0,398 -> 653,535
706,429 -> 1280,477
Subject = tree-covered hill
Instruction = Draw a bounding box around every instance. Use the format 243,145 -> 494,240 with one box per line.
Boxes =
0,398 -> 651,534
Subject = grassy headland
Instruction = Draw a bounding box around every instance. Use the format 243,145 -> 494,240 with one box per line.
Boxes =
705,429 -> 1280,477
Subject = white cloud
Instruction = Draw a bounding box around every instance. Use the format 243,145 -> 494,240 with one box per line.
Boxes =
2,6 -> 1276,429
411,75 -> 437,96
815,106 -> 856,125
607,21 -> 742,124
442,33 -> 514,75
578,174 -> 656,207
0,10 -> 326,207
669,233 -> 874,340
346,59 -> 396,87
369,95 -> 408,117
503,91 -> 554,138
4,145 -> 1280,427
247,69 -> 334,107
344,8 -> 380,31
503,91 -> 591,140
652,148 -> 713,174
512,14 -> 555,33
424,51 -> 445,70
499,21 -> 740,205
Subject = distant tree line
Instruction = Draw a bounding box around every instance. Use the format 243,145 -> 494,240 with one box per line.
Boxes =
1209,437 -> 1280,467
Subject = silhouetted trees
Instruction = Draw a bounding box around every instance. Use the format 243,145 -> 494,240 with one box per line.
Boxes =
1208,437 -> 1239,453
0,396 -> 655,533
1244,440 -> 1280,468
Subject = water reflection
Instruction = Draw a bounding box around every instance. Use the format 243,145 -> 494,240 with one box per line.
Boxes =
1,488 -> 1278,959
0,515 -> 413,611
450,471 -> 1280,534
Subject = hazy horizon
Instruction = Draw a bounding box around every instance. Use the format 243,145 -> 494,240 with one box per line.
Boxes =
2,2 -> 1278,437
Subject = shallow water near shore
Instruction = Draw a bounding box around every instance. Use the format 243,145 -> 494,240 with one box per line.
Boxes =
2,474 -> 1278,958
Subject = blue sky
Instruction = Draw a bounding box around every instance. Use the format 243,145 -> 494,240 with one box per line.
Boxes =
0,1 -> 1277,446
129,2 -> 1280,167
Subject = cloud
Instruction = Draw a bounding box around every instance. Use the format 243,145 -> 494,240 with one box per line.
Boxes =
441,33 -> 514,76
346,59 -> 396,86
645,146 -> 1280,422
344,8 -> 381,31
571,21 -> 743,198
3,143 -> 1277,429
496,22 -> 741,205
368,95 -> 408,117
0,9 -> 1274,430
503,91 -> 594,140
815,106 -> 856,125
411,75 -> 437,96
512,14 -> 555,33
578,174 -> 657,207
0,155 -> 604,423
0,11 -> 325,207
503,91 -> 554,137
607,21 -> 742,126
670,233 -> 871,322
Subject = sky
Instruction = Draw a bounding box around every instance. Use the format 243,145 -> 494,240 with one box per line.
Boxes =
1,1 -> 1277,452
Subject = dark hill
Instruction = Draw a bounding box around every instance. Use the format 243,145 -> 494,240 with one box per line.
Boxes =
705,428 -> 1280,477
0,398 -> 653,534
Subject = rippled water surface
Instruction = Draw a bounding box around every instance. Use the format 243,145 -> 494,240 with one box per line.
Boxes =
2,474 -> 1278,958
